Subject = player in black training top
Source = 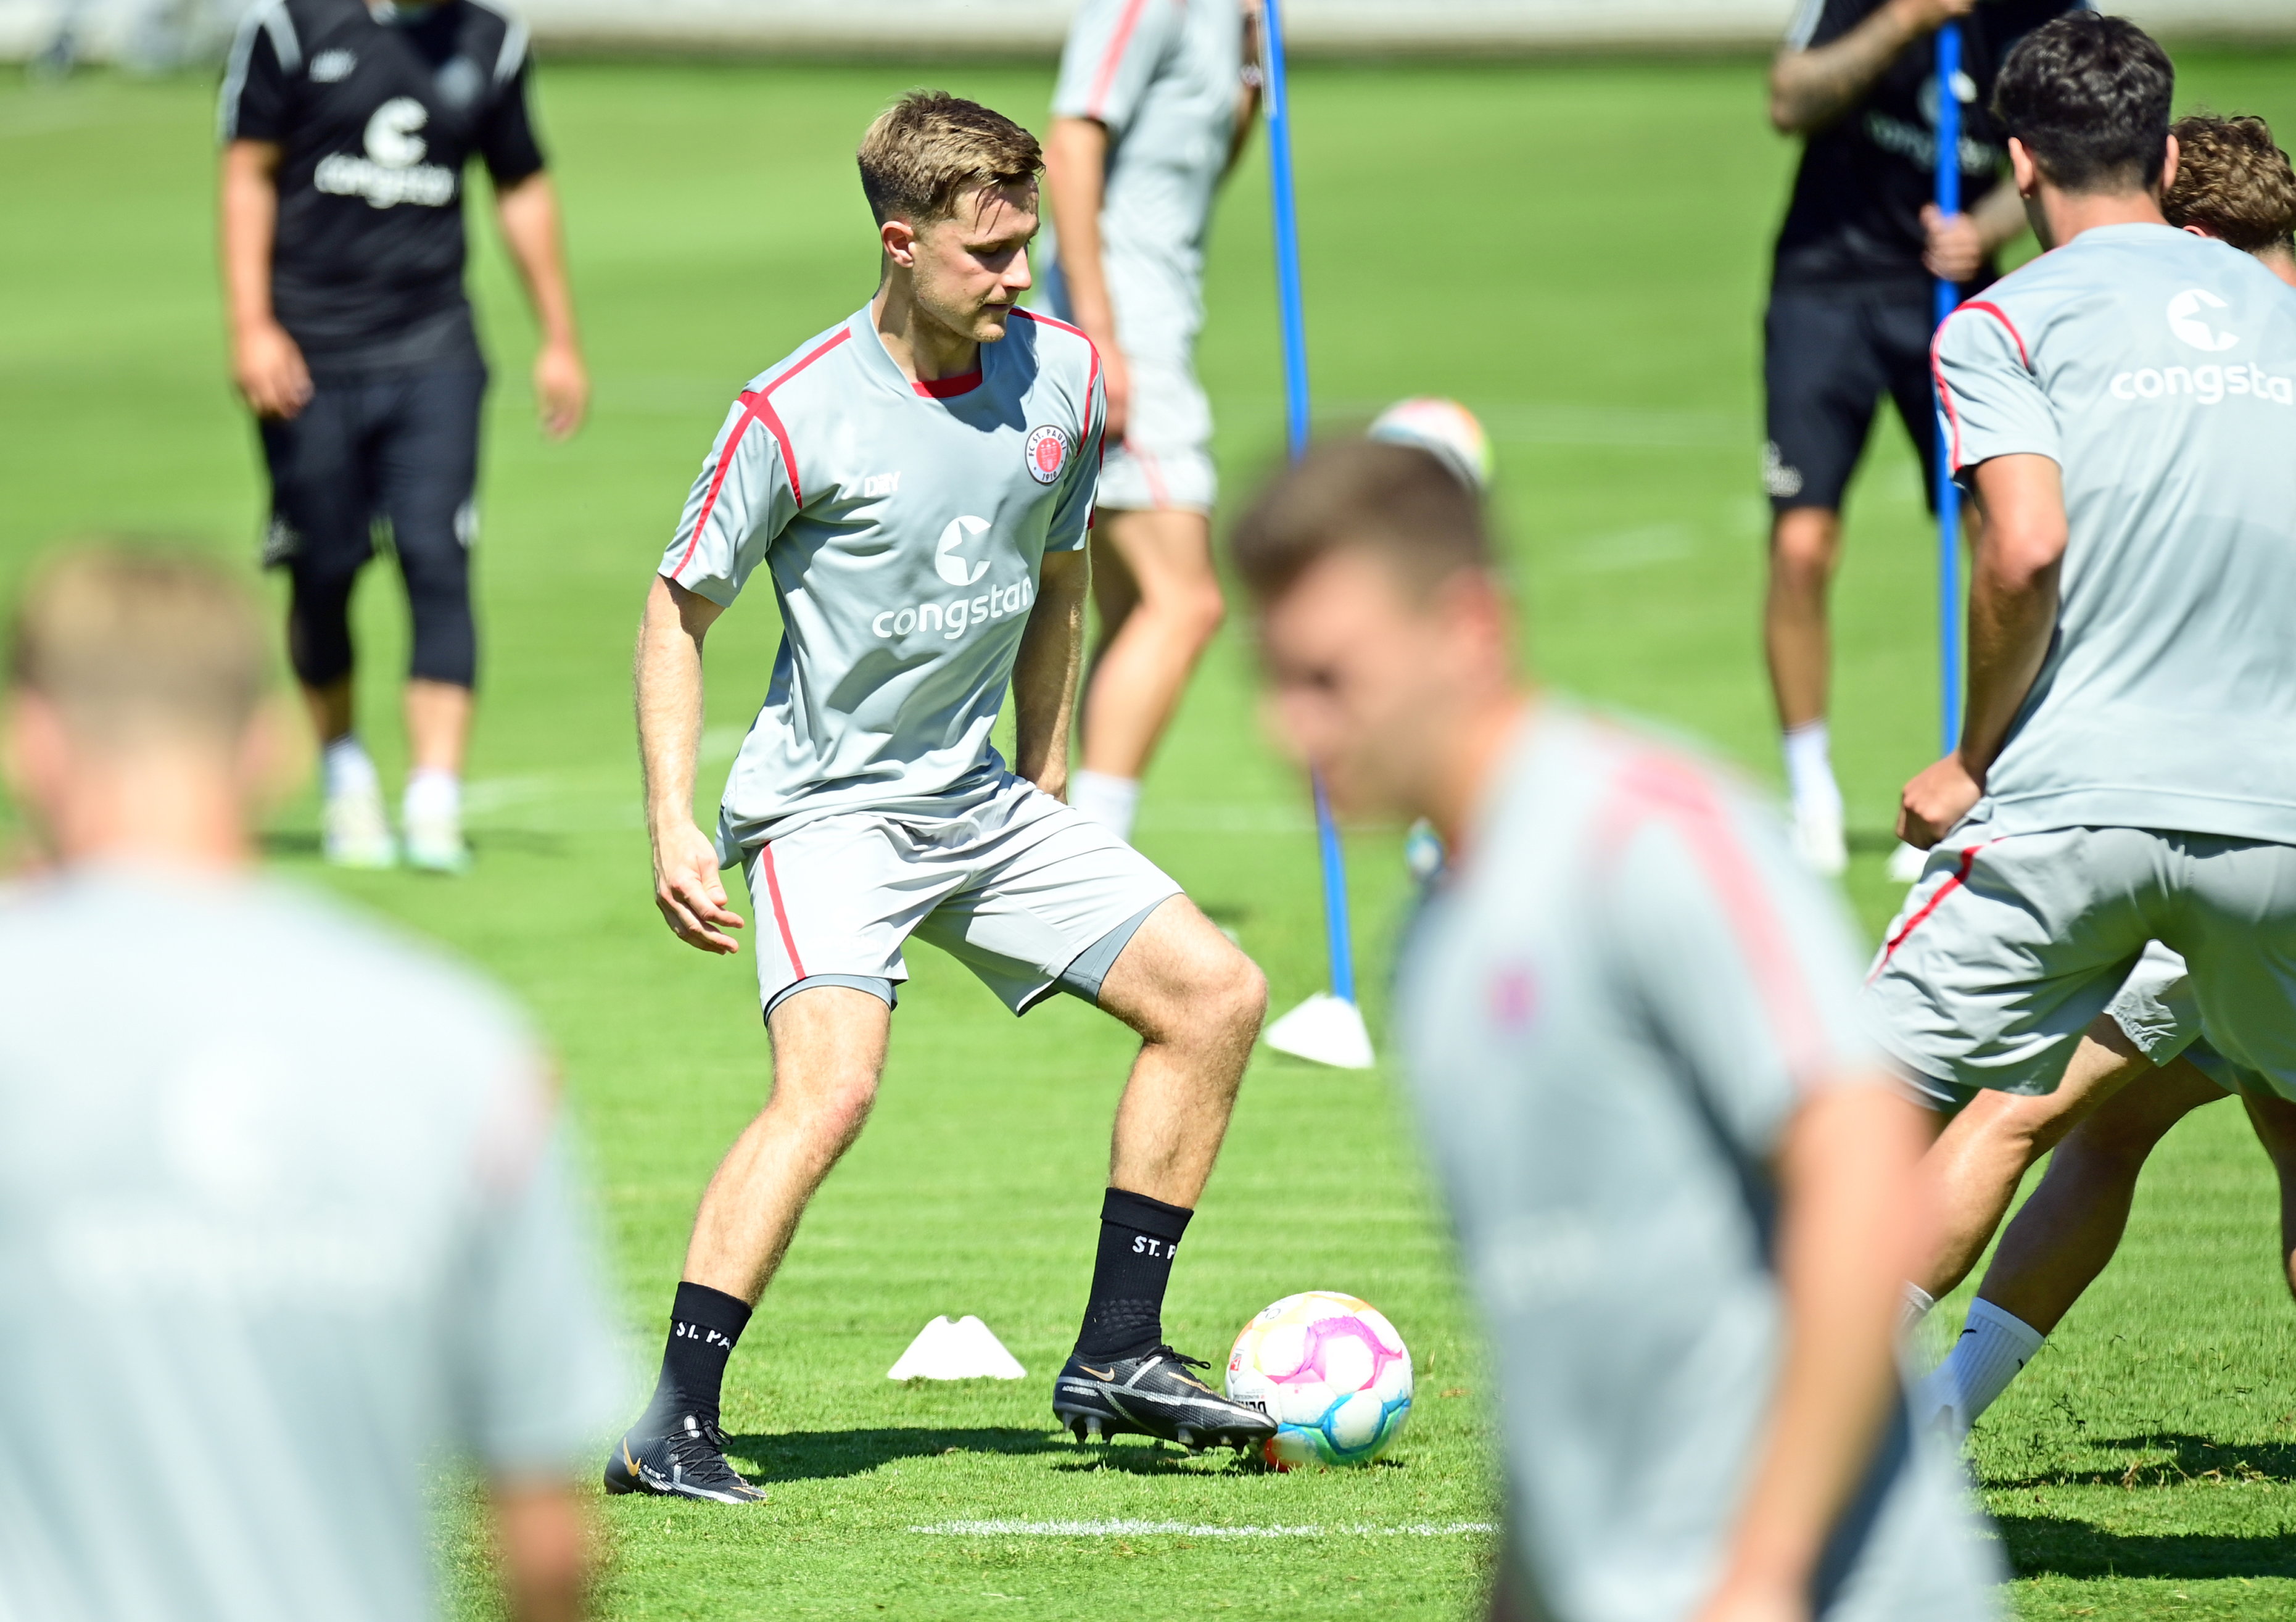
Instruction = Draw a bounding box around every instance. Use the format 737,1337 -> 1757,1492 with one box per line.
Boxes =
218,0 -> 585,873
1759,0 -> 2085,877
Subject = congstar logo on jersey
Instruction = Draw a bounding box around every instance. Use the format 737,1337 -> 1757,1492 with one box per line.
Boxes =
872,515 -> 1038,642
315,97 -> 456,209
2108,289 -> 2294,405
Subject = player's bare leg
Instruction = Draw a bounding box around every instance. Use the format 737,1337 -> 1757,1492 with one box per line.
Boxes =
1912,1049 -> 2226,1436
403,677 -> 473,872
1072,509 -> 1224,842
1764,506 -> 1845,872
2242,1091 -> 2296,1302
1052,893 -> 1274,1449
1914,1016 -> 2157,1302
683,985 -> 893,1304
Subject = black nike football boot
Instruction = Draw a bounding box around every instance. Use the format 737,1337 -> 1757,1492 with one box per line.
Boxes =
603,1413 -> 766,1503
1053,1345 -> 1278,1451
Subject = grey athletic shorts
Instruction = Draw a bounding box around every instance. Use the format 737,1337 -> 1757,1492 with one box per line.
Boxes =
1099,341 -> 1216,515
1865,821 -> 2296,1107
2106,941 -> 2265,1098
736,774 -> 1182,1021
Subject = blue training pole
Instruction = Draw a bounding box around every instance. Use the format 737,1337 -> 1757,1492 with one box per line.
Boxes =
1933,22 -> 1964,760
1262,0 -> 1357,1007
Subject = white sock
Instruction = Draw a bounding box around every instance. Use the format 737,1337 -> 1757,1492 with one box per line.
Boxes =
1899,1282 -> 1936,1335
1913,1297 -> 2046,1436
1781,721 -> 1842,822
403,768 -> 460,827
1070,769 -> 1141,842
323,735 -> 379,803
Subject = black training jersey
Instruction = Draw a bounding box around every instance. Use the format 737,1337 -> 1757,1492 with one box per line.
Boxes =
219,0 -> 545,368
1770,0 -> 2087,292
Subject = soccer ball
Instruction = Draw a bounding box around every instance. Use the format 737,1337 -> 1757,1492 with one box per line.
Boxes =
1368,397 -> 1493,491
1225,1291 -> 1413,1469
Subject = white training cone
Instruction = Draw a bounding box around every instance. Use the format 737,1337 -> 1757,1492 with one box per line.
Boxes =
1265,991 -> 1374,1070
886,1315 -> 1027,1381
1886,843 -> 1928,885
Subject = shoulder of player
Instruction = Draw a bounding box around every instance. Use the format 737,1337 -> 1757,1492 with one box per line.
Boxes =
1004,308 -> 1104,420
456,0 -> 532,85
730,319 -> 865,420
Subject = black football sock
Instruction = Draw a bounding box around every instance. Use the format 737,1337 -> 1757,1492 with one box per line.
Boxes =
637,1281 -> 752,1433
1073,1186 -> 1194,1362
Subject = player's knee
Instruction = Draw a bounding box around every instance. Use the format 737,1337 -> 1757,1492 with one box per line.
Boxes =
1768,510 -> 1840,588
1196,948 -> 1266,1049
1177,577 -> 1226,648
788,1070 -> 878,1152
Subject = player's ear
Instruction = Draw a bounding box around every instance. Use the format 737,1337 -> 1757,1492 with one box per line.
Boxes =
881,217 -> 919,270
2007,137 -> 2040,199
2158,133 -> 2181,200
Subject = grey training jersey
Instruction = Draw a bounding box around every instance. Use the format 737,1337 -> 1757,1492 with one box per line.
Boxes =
1398,708 -> 2001,1622
659,306 -> 1105,851
0,866 -> 622,1622
1937,223 -> 2296,843
1047,0 -> 1242,350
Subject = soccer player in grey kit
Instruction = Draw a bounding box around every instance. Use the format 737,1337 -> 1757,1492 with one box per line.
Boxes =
1236,442 -> 2000,1622
608,93 -> 1273,1502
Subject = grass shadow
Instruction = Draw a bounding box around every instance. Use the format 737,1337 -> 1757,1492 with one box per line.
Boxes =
724,1425 -> 1067,1483
1047,1439 -> 1264,1476
1989,1433 -> 2296,1490
1847,827 -> 1904,856
1996,1513 -> 2296,1580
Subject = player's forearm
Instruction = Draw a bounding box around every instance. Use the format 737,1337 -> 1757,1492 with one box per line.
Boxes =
1769,0 -> 1941,135
1960,457 -> 2067,779
497,173 -> 580,352
218,141 -> 283,336
488,1478 -> 592,1622
634,576 -> 714,838
1711,1086 -> 1927,1608
1043,119 -> 1117,339
1012,553 -> 1087,794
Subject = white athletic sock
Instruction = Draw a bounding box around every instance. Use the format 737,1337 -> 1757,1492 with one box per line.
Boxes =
322,735 -> 380,803
1781,721 -> 1843,822
1914,1297 -> 2046,1437
403,768 -> 461,827
1899,1282 -> 1936,1334
1070,769 -> 1141,842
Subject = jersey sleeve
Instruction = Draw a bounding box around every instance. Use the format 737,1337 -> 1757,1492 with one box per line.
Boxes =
1603,765 -> 1881,1160
447,1069 -> 627,1477
217,0 -> 297,144
659,396 -> 798,606
1052,0 -> 1183,138
1935,300 -> 2055,479
476,35 -> 547,186
1046,357 -> 1109,554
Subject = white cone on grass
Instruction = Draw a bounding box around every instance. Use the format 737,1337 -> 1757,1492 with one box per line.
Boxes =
1887,842 -> 1929,884
886,1315 -> 1026,1381
1265,991 -> 1374,1070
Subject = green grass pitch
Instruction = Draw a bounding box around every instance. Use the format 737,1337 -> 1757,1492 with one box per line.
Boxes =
7,47 -> 2296,1620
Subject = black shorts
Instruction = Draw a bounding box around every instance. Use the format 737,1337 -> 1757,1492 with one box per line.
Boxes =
1762,286 -> 1940,516
258,365 -> 485,689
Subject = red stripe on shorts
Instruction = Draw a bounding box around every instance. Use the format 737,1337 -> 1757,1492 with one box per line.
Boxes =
1868,840 -> 1996,984
758,842 -> 807,980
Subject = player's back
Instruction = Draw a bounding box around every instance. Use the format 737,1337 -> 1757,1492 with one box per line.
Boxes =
0,866 -> 617,1622
1939,225 -> 2296,840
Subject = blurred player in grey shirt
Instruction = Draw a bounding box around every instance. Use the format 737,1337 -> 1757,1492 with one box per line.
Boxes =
1234,444 -> 2000,1622
0,548 -> 622,1622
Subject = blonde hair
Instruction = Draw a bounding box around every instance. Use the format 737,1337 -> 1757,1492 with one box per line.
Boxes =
9,546 -> 269,745
856,90 -> 1041,226
2166,114 -> 2296,252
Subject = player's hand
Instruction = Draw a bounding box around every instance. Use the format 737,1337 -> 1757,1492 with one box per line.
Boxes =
1921,205 -> 1987,284
652,822 -> 745,954
1893,0 -> 1978,29
1688,1576 -> 1807,1622
233,319 -> 312,420
534,339 -> 588,441
1097,341 -> 1131,446
1898,754 -> 1983,850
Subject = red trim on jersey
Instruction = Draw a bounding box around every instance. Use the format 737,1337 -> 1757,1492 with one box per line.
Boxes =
758,842 -> 806,980
913,368 -> 982,399
1086,0 -> 1154,118
1929,334 -> 1965,474
1599,752 -> 1831,1085
1962,300 -> 2031,370
1868,840 -> 1997,983
667,328 -> 852,577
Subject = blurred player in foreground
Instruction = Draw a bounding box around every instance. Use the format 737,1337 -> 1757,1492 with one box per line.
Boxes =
1043,0 -> 1260,841
1236,441 -> 1997,1622
1761,0 -> 2081,872
613,93 -> 1271,1503
0,548 -> 618,1622
220,0 -> 587,872
1902,112 -> 2296,1433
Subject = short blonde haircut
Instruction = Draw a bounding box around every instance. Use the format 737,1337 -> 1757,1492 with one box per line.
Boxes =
8,546 -> 268,745
856,90 -> 1041,226
2166,114 -> 2296,252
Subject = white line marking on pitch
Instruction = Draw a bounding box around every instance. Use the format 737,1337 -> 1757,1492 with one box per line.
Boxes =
911,1520 -> 1496,1538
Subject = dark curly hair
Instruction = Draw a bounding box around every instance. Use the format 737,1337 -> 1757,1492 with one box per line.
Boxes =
1993,12 -> 2174,193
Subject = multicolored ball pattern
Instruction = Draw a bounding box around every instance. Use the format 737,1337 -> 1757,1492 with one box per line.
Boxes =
1368,396 -> 1493,491
1224,1291 -> 1413,1470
